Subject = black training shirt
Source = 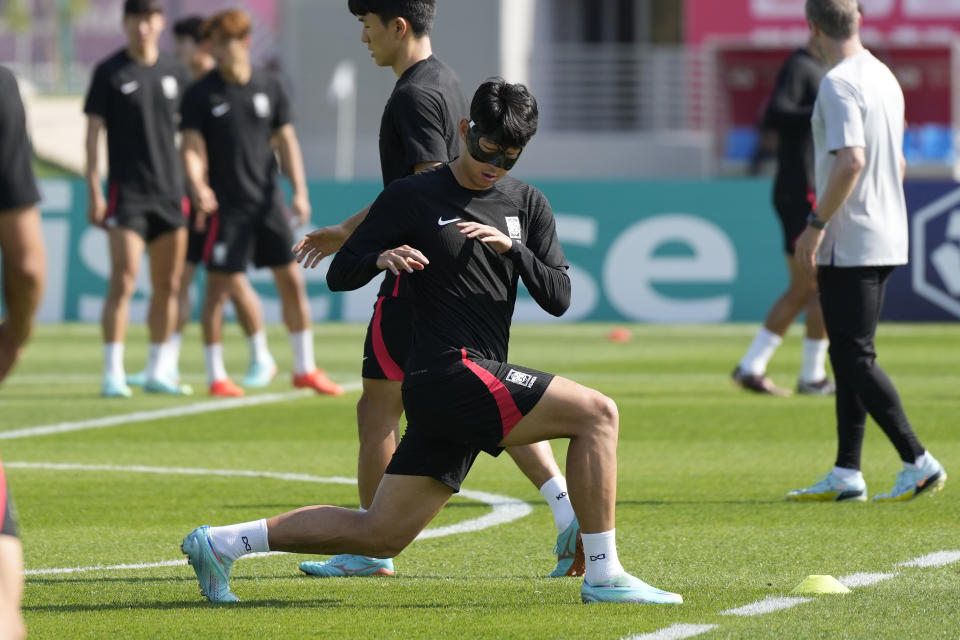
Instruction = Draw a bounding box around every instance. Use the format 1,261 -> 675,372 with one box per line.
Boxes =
764,48 -> 825,202
84,49 -> 189,204
180,68 -> 292,213
378,55 -> 468,298
328,166 -> 570,385
0,66 -> 40,210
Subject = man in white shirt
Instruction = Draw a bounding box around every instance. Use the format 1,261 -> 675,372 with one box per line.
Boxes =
788,0 -> 946,502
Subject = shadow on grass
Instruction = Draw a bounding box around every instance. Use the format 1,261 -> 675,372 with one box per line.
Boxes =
23,598 -> 456,613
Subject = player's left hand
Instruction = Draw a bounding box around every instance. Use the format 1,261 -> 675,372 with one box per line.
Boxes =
457,221 -> 513,255
795,225 -> 824,278
292,192 -> 312,226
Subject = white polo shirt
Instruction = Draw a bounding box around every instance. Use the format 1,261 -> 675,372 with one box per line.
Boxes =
811,49 -> 907,266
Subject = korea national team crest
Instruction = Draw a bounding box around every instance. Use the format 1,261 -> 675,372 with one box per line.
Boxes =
161,76 -> 179,100
505,216 -> 522,240
253,93 -> 271,118
506,368 -> 536,388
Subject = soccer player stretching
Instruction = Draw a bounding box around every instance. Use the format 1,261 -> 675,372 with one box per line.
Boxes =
180,10 -> 340,397
183,79 -> 682,606
295,0 -> 580,579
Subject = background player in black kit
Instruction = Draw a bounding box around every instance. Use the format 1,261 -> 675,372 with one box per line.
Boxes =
183,80 -> 682,607
0,67 -> 45,388
732,40 -> 833,396
170,15 -> 276,389
180,9 -> 341,398
294,0 -> 578,579
84,0 -> 192,398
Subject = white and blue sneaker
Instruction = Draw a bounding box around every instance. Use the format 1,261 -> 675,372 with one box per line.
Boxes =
547,517 -> 584,577
299,554 -> 395,577
101,374 -> 133,398
873,456 -> 947,502
181,525 -> 239,603
786,470 -> 867,502
144,375 -> 193,396
242,361 -> 277,388
125,370 -> 147,387
581,572 -> 683,604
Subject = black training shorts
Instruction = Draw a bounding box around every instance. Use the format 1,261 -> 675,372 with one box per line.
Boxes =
203,205 -> 295,273
185,206 -> 207,265
774,190 -> 815,255
104,186 -> 188,244
362,296 -> 414,381
387,351 -> 553,492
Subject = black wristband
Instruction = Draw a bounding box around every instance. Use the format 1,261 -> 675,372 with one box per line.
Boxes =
807,212 -> 826,230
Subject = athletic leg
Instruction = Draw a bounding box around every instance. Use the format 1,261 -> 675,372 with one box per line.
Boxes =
100,227 -> 145,396
0,535 -> 25,640
355,378 -> 404,509
143,229 -> 190,393
0,206 -> 45,384
202,271 -> 243,396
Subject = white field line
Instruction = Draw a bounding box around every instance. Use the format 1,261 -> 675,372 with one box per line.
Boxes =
897,550 -> 960,568
838,572 -> 897,588
719,596 -> 812,617
0,382 -> 362,441
622,624 -> 718,640
12,462 -> 531,576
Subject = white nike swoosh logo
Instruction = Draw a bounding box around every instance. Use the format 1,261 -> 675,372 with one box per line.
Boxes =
212,103 -> 231,117
120,81 -> 139,95
438,217 -> 462,226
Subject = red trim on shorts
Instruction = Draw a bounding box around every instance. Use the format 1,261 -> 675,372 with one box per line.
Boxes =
0,460 -> 7,532
105,182 -> 119,219
372,296 -> 404,381
201,211 -> 220,264
391,272 -> 402,297
460,348 -> 523,437
806,188 -> 817,209
181,196 -> 191,217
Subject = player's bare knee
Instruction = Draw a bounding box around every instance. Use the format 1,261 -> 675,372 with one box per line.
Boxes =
590,392 -> 619,440
108,271 -> 137,300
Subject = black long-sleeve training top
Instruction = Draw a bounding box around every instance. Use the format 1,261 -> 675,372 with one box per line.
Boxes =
328,165 -> 570,385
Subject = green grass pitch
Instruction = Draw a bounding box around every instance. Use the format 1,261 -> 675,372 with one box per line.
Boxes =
2,323 -> 958,639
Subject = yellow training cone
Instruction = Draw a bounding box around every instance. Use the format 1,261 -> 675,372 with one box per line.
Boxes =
791,575 -> 851,595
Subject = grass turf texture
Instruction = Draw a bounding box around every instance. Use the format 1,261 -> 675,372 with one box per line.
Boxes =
3,323 -> 958,639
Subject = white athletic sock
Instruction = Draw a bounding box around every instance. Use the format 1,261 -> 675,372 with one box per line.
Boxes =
104,343 -> 125,380
832,466 -> 863,482
739,328 -> 782,376
204,343 -> 228,385
539,476 -> 575,533
907,451 -> 930,470
800,338 -> 829,383
248,330 -> 274,367
582,529 -> 625,584
168,332 -> 183,373
289,329 -> 315,376
145,343 -> 163,380
208,519 -> 270,563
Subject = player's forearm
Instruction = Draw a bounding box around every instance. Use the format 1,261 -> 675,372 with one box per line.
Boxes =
505,243 -> 571,317
340,205 -> 372,236
84,127 -> 102,196
279,133 -> 308,198
182,150 -> 208,200
326,246 -> 381,291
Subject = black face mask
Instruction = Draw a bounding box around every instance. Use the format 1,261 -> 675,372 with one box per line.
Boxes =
465,121 -> 522,170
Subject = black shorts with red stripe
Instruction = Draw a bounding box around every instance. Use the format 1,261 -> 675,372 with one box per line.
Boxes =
0,459 -> 18,539
104,183 -> 188,243
388,350 -> 553,492
362,295 -> 413,381
202,205 -> 295,273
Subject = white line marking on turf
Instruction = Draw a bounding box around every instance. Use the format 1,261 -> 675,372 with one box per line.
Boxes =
838,572 -> 897,588
12,462 -> 531,576
897,550 -> 960,568
720,596 -> 811,617
623,623 -> 718,640
0,383 -> 361,441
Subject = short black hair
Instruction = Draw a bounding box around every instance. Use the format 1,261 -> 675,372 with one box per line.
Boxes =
469,78 -> 539,149
347,0 -> 435,37
173,15 -> 206,41
123,0 -> 162,15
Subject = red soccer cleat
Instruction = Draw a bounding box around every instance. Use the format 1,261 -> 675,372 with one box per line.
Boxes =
210,378 -> 245,397
293,369 -> 343,396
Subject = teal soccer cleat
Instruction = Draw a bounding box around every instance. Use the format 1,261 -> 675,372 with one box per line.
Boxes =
125,370 -> 147,387
299,554 -> 395,577
786,470 -> 867,502
242,361 -> 277,388
181,525 -> 239,603
547,517 -> 584,577
581,572 -> 683,604
144,375 -> 193,396
101,374 -> 133,398
873,457 -> 947,502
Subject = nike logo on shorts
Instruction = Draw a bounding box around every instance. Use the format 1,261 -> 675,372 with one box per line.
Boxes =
438,217 -> 462,226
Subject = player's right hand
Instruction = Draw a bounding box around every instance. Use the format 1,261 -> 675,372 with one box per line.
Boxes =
294,225 -> 348,269
376,245 -> 429,275
87,193 -> 107,229
193,185 -> 218,232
